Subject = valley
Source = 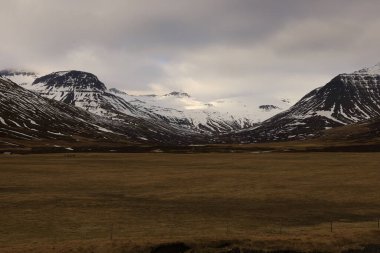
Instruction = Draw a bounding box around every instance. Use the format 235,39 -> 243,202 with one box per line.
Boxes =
2,2 -> 380,253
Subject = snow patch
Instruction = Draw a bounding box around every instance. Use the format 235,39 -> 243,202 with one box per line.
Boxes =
0,117 -> 7,125
48,131 -> 65,136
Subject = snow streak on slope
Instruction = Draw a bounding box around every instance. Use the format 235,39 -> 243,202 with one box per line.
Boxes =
0,76 -> 111,140
231,63 -> 380,143
0,76 -> 203,145
109,88 -> 291,133
23,70 -> 291,134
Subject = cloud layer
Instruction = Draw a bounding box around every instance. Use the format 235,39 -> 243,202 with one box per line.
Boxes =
1,0 -> 380,105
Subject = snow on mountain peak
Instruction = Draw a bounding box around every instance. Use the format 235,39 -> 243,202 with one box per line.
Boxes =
33,70 -> 107,91
0,69 -> 39,86
0,69 -> 37,76
352,62 -> 380,75
5,68 -> 293,134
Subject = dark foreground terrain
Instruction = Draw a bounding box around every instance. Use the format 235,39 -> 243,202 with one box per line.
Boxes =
0,153 -> 380,253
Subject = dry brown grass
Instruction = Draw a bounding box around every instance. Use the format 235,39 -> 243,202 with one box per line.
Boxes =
0,153 -> 380,252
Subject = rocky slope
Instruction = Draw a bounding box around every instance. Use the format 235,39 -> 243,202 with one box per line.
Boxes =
231,63 -> 380,142
11,70 -> 290,134
0,76 -> 203,148
0,76 -> 105,141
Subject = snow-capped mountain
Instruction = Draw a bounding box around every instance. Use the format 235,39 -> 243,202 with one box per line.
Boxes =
27,71 -> 134,117
7,69 -> 290,134
0,75 -> 116,141
26,71 -> 205,132
5,63 -> 380,145
0,76 -> 203,146
110,89 -> 291,133
231,63 -> 380,142
0,69 -> 38,86
111,89 -> 246,132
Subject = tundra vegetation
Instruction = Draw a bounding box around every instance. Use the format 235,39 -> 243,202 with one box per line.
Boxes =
0,153 -> 380,253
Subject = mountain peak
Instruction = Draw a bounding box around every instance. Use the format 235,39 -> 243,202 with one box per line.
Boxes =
0,69 -> 38,77
352,62 -> 380,75
259,105 -> 280,111
0,69 -> 39,86
33,70 -> 107,91
165,91 -> 190,98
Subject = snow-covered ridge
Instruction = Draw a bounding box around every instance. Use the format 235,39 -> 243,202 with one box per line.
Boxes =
231,63 -> 380,143
4,69 -> 292,134
0,69 -> 38,86
32,70 -> 107,91
0,76 -> 204,145
109,87 -> 291,132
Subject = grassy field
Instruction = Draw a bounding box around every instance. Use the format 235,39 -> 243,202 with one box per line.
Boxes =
0,153 -> 380,252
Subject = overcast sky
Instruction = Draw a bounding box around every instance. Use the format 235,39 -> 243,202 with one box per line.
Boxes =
1,0 -> 380,105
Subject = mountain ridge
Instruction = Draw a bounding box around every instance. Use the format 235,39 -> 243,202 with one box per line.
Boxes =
5,62 -> 380,146
0,76 -> 207,150
4,69 -> 290,134
229,63 -> 380,143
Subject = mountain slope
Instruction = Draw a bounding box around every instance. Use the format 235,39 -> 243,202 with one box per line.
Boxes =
28,71 -> 205,132
231,63 -> 380,142
109,88 -> 285,133
0,69 -> 38,86
0,76 -> 203,148
27,70 -> 286,133
3,69 -> 292,134
0,76 -> 114,141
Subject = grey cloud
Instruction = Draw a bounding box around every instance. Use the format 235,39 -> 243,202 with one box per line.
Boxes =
1,0 -> 380,105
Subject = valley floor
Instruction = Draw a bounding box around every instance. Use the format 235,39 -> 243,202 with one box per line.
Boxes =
0,153 -> 380,253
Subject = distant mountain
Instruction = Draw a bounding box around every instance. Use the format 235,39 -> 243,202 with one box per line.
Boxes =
164,91 -> 191,98
0,76 -> 204,149
231,63 -> 380,142
28,71 -> 138,117
6,69 -> 290,134
33,70 -> 107,91
6,63 -> 380,145
258,105 -> 280,111
0,69 -> 38,86
110,89 -> 292,133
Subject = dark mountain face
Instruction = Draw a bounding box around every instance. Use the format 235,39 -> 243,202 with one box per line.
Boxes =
0,76 -> 108,141
31,70 -> 140,114
288,74 -> 380,124
230,69 -> 380,143
33,71 -> 107,91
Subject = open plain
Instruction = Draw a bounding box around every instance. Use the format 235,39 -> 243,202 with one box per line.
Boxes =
0,152 -> 380,253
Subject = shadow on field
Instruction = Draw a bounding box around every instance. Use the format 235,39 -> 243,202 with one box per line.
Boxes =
148,243 -> 380,253
147,242 -> 380,253
151,242 -> 191,253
